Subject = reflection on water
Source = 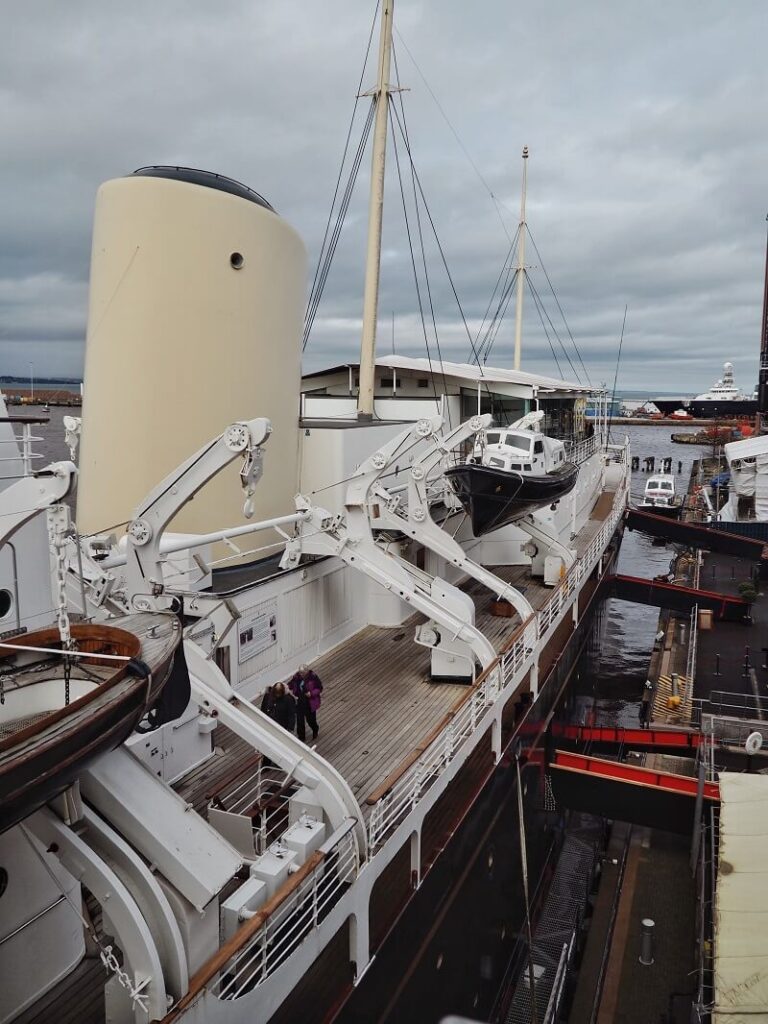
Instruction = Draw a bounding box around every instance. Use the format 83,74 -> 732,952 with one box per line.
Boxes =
574,424 -> 710,727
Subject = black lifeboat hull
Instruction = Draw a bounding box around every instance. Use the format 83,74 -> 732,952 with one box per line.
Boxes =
444,461 -> 579,537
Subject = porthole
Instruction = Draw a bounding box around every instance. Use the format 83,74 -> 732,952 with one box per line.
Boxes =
230,252 -> 244,270
0,868 -> 7,898
0,590 -> 12,620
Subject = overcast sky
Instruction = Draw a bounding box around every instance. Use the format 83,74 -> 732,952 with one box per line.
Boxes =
1,0 -> 766,393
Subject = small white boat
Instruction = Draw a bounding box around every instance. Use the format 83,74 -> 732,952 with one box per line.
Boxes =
639,473 -> 682,518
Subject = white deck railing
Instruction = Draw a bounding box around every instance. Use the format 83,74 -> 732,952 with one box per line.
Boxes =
211,819 -> 360,1000
367,449 -> 629,849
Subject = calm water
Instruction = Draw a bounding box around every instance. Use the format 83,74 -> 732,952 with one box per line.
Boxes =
574,424 -> 710,726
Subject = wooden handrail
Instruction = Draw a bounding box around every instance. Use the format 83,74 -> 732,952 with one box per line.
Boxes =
163,849 -> 326,1021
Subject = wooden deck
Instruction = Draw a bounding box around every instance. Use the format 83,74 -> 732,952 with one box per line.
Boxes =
176,494 -> 618,815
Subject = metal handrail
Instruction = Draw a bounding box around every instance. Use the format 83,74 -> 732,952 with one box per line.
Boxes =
211,819 -> 359,1000
367,445 -> 629,849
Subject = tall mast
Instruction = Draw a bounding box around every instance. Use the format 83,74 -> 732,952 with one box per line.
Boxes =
513,146 -> 529,372
759,214 -> 768,433
357,0 -> 395,421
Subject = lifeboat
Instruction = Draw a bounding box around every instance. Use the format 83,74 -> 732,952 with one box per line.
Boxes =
444,415 -> 579,537
0,613 -> 181,832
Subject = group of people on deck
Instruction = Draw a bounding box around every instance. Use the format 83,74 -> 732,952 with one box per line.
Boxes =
260,665 -> 323,743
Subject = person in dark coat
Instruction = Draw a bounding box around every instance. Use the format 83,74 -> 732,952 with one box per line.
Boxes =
269,682 -> 296,733
260,685 -> 276,717
288,665 -> 323,742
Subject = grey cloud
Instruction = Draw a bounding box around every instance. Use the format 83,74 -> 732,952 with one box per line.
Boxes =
0,0 -> 766,395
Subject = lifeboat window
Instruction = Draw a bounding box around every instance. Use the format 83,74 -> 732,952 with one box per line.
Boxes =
504,432 -> 533,454
510,463 -> 522,470
486,432 -> 501,445
534,439 -> 544,454
660,482 -> 673,490
489,457 -> 506,468
0,590 -> 11,620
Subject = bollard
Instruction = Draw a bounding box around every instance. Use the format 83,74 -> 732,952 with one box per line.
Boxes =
639,919 -> 655,966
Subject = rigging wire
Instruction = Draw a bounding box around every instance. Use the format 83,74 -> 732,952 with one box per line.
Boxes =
391,42 -> 452,425
393,27 -> 514,244
526,275 -> 582,383
609,306 -> 628,444
303,101 -> 375,349
525,226 -> 592,386
388,99 -> 445,422
302,1 -> 380,350
525,275 -> 565,380
474,227 -> 520,364
389,101 -> 488,374
478,265 -> 520,366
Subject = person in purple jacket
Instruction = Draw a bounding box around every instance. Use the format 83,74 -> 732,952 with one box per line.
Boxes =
288,664 -> 323,742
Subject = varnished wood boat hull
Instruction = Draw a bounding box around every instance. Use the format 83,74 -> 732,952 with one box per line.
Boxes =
0,620 -> 178,833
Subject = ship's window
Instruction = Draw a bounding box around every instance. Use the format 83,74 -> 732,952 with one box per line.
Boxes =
534,439 -> 544,454
417,379 -> 429,388
380,377 -> 394,388
489,457 -> 505,468
661,481 -> 673,490
504,432 -> 533,454
230,252 -> 244,269
0,590 -> 11,620
510,463 -> 522,471
486,432 -> 501,445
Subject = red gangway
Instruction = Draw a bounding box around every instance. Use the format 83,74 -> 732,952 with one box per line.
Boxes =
605,573 -> 750,620
552,750 -> 719,801
551,722 -> 701,753
548,750 -> 719,832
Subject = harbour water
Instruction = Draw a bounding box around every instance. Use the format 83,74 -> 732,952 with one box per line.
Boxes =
575,423 -> 709,727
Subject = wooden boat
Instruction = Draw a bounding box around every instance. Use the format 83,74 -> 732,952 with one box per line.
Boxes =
444,423 -> 579,536
0,613 -> 181,832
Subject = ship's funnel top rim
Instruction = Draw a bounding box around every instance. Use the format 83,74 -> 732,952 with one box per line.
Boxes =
130,165 -> 275,213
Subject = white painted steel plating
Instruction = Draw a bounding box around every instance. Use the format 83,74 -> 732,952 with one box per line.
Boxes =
357,0 -> 395,419
211,819 -> 360,1000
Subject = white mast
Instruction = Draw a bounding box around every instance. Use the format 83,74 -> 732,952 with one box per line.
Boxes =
513,146 -> 529,372
357,0 -> 395,421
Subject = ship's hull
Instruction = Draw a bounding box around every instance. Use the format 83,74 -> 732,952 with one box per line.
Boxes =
444,461 -> 579,537
652,397 -> 757,419
330,530 -> 623,1024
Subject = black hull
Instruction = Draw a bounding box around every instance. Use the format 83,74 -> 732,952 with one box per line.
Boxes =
653,397 -> 756,419
445,461 -> 579,537
636,502 -> 681,520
